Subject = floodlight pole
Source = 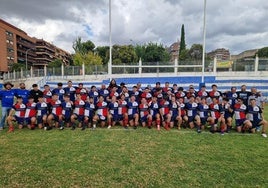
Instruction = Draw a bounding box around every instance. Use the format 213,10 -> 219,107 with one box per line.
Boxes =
108,0 -> 112,77
201,0 -> 207,83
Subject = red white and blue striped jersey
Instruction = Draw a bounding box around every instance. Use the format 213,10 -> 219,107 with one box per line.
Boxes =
247,105 -> 262,121
209,103 -> 223,119
50,100 -> 62,116
84,102 -> 96,117
160,100 -> 170,115
198,103 -> 210,118
109,101 -> 119,116
36,102 -> 48,117
73,100 -> 85,116
118,99 -> 128,115
127,101 -> 139,115
179,103 -> 186,116
62,101 -> 73,117
234,103 -> 247,120
149,101 -> 160,116
76,88 -> 88,101
97,101 -> 108,117
88,91 -> 99,104
25,102 -> 37,118
139,103 -> 149,117
13,103 -> 26,118
169,101 -> 180,117
43,90 -> 52,103
185,102 -> 198,117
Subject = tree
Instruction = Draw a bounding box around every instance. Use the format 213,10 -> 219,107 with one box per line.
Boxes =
141,42 -> 170,62
9,63 -> 25,72
72,37 -> 95,55
73,52 -> 102,66
256,47 -> 268,57
112,45 -> 138,64
188,44 -> 203,60
179,24 -> 186,60
95,46 -> 109,64
47,59 -> 63,68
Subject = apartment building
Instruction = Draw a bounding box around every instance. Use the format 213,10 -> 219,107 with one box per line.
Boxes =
207,48 -> 230,60
0,19 -> 71,73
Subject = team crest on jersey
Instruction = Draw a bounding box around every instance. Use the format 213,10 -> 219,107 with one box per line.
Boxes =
192,103 -> 198,107
232,93 -> 237,98
253,106 -> 259,111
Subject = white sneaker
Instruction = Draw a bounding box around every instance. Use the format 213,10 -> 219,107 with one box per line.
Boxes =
107,125 -> 111,129
93,124 -> 96,129
261,133 -> 267,138
44,127 -> 47,131
0,127 -> 3,131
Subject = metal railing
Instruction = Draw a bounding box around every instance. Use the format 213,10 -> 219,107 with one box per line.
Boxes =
2,57 -> 268,81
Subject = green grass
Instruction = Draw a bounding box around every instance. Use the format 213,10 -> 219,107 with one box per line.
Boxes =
0,107 -> 268,187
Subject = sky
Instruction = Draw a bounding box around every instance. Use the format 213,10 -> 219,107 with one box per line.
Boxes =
1,0 -> 268,54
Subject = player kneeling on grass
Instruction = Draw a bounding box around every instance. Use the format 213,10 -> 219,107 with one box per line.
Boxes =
96,95 -> 109,128
84,96 -> 98,130
169,95 -> 182,129
177,97 -> 188,129
118,94 -> 129,129
247,98 -> 267,138
108,96 -> 120,129
139,97 -> 153,128
7,96 -> 26,132
25,96 -> 37,130
149,96 -> 161,130
209,97 -> 226,134
198,97 -> 213,131
160,96 -> 172,130
46,93 -> 63,130
62,94 -> 73,129
233,98 -> 252,133
127,95 -> 139,129
36,96 -> 48,129
222,98 -> 234,133
71,93 -> 85,130
185,96 -> 201,133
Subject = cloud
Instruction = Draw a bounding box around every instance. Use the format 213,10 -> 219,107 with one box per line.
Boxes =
0,0 -> 267,54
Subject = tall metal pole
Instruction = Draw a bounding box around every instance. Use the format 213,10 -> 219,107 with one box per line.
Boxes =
201,0 -> 207,83
108,0 -> 112,77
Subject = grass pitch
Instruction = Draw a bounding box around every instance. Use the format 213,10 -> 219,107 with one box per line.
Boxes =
0,108 -> 268,187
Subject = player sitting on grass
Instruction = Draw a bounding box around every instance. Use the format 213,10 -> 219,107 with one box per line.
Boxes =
46,93 -> 63,130
247,98 -> 267,138
139,97 -> 153,128
169,95 -> 182,129
7,96 -> 26,132
36,95 -> 48,129
25,96 -> 37,130
233,98 -> 252,133
71,93 -> 85,130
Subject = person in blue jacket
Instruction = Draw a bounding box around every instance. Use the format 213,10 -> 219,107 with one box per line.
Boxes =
15,83 -> 30,104
0,82 -> 16,130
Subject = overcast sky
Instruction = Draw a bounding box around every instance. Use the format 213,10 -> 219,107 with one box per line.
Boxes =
1,0 -> 268,54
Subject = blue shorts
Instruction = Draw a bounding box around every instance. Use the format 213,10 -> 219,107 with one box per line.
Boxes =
63,115 -> 71,123
74,114 -> 84,122
15,116 -> 24,125
140,115 -> 149,122
200,117 -> 208,125
51,114 -> 60,122
235,119 -> 247,127
25,117 -> 35,124
37,116 -> 47,124
171,115 -> 179,122
112,115 -> 120,122
251,119 -> 262,128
